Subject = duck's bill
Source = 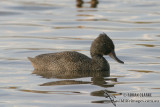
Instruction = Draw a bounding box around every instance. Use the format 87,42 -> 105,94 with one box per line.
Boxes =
109,50 -> 124,64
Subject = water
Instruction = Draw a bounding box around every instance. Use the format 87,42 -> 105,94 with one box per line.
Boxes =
0,0 -> 160,107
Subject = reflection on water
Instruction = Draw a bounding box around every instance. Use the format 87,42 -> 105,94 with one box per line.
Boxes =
40,80 -> 91,86
3,86 -> 83,95
0,0 -> 160,106
32,70 -> 110,79
129,70 -> 160,74
76,0 -> 99,8
38,73 -> 116,88
33,69 -> 117,105
33,69 -> 113,87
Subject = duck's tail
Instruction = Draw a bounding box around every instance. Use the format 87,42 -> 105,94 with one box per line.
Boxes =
28,57 -> 36,69
28,57 -> 34,62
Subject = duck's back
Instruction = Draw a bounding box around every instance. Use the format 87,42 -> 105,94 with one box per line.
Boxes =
28,51 -> 92,71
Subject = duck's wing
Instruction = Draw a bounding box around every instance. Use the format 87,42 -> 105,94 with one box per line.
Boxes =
28,51 -> 91,70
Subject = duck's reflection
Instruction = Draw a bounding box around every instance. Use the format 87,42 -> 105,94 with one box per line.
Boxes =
40,80 -> 91,86
76,0 -> 99,8
33,69 -> 116,87
33,70 -> 117,105
33,70 -> 110,79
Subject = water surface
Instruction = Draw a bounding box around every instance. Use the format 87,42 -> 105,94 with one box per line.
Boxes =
0,0 -> 160,107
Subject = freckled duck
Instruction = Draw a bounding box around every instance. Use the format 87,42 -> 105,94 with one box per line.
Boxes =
28,33 -> 124,72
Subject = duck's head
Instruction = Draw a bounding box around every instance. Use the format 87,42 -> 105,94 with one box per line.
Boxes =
90,33 -> 124,64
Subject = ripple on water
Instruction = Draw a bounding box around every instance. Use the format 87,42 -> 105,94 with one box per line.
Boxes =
0,11 -> 21,16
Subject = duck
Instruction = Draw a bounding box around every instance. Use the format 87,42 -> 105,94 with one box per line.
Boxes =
28,33 -> 124,72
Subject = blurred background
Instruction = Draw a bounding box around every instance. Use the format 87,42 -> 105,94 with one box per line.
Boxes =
0,0 -> 160,107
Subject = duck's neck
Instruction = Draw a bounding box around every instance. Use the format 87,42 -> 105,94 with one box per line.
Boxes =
91,54 -> 105,63
90,51 -> 103,58
91,54 -> 110,71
